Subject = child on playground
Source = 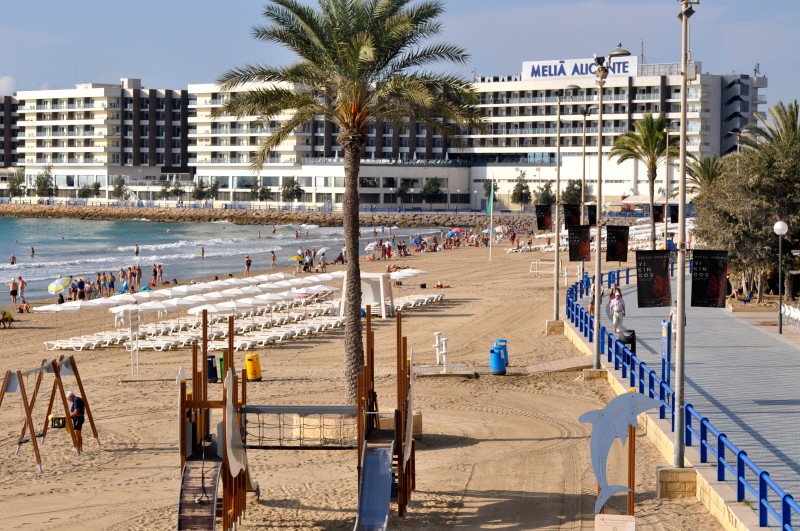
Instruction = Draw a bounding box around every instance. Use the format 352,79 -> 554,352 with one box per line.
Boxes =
67,391 -> 85,453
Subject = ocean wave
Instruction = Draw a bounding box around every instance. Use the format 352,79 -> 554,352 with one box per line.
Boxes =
116,237 -> 249,252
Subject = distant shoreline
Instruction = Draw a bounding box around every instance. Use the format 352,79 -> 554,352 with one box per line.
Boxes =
0,203 -> 530,228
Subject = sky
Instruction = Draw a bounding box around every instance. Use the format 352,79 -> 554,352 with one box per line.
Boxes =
0,0 -> 797,106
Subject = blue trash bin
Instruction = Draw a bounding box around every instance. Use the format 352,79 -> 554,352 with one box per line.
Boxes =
207,354 -> 218,383
489,347 -> 506,375
494,339 -> 509,366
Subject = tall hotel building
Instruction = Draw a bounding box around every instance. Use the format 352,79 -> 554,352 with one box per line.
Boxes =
6,78 -> 191,200
0,55 -> 767,209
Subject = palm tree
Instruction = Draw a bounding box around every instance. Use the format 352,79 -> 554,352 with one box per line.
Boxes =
214,0 -> 482,403
740,100 -> 800,148
687,154 -> 723,194
609,113 -> 676,250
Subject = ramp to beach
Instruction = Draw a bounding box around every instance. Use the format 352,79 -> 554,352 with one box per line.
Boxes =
177,455 -> 222,530
354,442 -> 394,531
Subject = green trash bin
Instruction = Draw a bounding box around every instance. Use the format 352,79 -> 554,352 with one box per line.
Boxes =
218,355 -> 236,379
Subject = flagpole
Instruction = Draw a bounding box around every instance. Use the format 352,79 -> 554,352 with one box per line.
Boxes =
489,174 -> 494,262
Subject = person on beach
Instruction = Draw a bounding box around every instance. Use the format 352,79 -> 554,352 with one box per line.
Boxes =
67,391 -> 85,453
30,247 -> 35,259
77,277 -> 86,300
6,278 -> 19,306
17,276 -> 26,299
9,254 -> 15,265
244,255 -> 252,275
18,299 -> 30,313
0,308 -> 14,328
609,291 -> 626,334
134,244 -> 139,257
107,273 -> 115,297
152,264 -> 158,285
200,246 -> 205,259
157,265 -> 163,285
271,251 -> 276,269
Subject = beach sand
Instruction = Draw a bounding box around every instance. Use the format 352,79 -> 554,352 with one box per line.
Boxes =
0,242 -> 723,530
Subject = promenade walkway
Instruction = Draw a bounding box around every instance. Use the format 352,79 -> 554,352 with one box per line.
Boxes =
578,277 -> 800,497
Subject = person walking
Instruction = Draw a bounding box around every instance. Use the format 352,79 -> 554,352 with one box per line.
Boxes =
609,291 -> 626,334
244,255 -> 252,275
588,280 -> 604,318
271,251 -> 276,269
6,277 -> 19,306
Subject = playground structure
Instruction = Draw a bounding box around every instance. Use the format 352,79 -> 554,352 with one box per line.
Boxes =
354,309 -> 416,529
177,312 -> 259,531
0,355 -> 99,473
177,306 -> 416,530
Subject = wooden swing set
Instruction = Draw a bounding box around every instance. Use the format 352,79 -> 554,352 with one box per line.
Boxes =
0,355 -> 99,473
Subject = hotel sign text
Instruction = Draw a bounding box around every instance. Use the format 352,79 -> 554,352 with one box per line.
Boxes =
521,57 -> 638,80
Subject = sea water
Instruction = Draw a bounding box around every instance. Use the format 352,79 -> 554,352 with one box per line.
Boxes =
0,217 -> 432,302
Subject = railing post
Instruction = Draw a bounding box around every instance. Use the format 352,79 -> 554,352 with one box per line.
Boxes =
759,471 -> 769,527
626,268 -> 630,285
782,493 -> 794,530
736,450 -> 747,501
659,383 -> 666,419
648,370 -> 656,399
621,348 -> 629,379
638,363 -> 645,394
700,417 -> 708,462
718,434 -> 728,481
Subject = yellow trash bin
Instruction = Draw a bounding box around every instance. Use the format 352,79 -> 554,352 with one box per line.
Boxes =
245,353 -> 262,382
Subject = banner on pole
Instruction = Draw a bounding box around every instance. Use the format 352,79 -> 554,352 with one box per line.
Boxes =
606,226 -> 630,262
691,250 -> 729,308
669,204 -> 679,223
568,226 -> 591,261
536,205 -> 553,231
563,204 -> 581,228
653,204 -> 665,223
636,250 -> 672,308
587,204 -> 597,227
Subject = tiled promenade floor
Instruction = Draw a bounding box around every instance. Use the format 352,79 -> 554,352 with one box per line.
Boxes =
578,278 -> 800,496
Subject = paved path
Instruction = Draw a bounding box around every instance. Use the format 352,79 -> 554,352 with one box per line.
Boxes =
578,277 -> 800,496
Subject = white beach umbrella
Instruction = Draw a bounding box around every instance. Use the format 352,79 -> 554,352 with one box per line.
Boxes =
215,299 -> 255,312
238,297 -> 273,309
327,271 -> 346,279
266,272 -> 297,281
316,247 -> 331,256
256,282 -> 281,291
187,304 -> 225,316
273,280 -> 295,288
308,284 -> 340,293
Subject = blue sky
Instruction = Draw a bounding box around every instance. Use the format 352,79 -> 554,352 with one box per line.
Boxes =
0,0 -> 796,107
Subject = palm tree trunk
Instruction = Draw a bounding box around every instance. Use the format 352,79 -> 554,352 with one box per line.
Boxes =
648,169 -> 656,250
339,128 -> 366,405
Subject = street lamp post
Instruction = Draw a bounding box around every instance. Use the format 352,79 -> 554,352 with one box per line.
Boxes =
580,107 -> 595,225
664,123 -> 672,248
593,45 -> 631,369
675,0 -> 699,469
553,90 -> 564,323
775,220 -> 788,334
456,189 -> 460,213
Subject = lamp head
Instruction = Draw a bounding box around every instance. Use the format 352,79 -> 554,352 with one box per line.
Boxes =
774,220 -> 788,236
608,43 -> 632,58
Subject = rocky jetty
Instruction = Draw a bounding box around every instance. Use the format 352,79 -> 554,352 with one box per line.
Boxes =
0,203 -> 543,229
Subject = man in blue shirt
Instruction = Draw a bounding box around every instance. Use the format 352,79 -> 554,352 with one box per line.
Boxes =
67,391 -> 85,453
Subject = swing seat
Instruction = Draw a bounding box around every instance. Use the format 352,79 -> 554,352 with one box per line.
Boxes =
49,415 -> 67,429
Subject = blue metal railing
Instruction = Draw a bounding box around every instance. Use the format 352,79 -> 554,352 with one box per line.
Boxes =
566,271 -> 800,529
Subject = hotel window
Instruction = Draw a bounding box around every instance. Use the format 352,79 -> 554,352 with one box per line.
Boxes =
172,153 -> 181,165
140,153 -> 149,164
140,126 -> 149,136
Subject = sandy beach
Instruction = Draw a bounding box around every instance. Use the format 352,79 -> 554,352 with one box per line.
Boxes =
0,239 -> 722,530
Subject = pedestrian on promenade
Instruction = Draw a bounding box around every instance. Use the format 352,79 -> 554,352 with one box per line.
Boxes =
609,291 -> 626,334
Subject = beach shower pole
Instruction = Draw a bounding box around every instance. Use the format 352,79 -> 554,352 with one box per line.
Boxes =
675,0 -> 699,468
775,220 -> 788,334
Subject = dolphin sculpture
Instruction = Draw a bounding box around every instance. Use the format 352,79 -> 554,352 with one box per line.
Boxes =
579,392 -> 662,514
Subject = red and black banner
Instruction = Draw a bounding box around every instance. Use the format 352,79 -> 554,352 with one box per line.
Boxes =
568,225 -> 591,261
536,205 -> 553,231
636,250 -> 672,308
563,204 -> 581,228
691,250 -> 729,308
606,225 -> 630,262
653,204 -> 665,223
587,205 -> 597,227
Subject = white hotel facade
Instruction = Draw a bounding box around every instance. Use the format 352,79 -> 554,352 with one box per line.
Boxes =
0,55 -> 767,211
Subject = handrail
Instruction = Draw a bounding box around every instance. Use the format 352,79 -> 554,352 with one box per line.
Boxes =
566,272 -> 800,529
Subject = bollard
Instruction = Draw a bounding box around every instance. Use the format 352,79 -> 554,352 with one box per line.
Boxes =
440,337 -> 449,371
433,332 -> 442,364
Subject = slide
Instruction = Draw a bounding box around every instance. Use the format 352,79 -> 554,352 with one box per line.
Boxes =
354,442 -> 394,531
177,456 -> 222,530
